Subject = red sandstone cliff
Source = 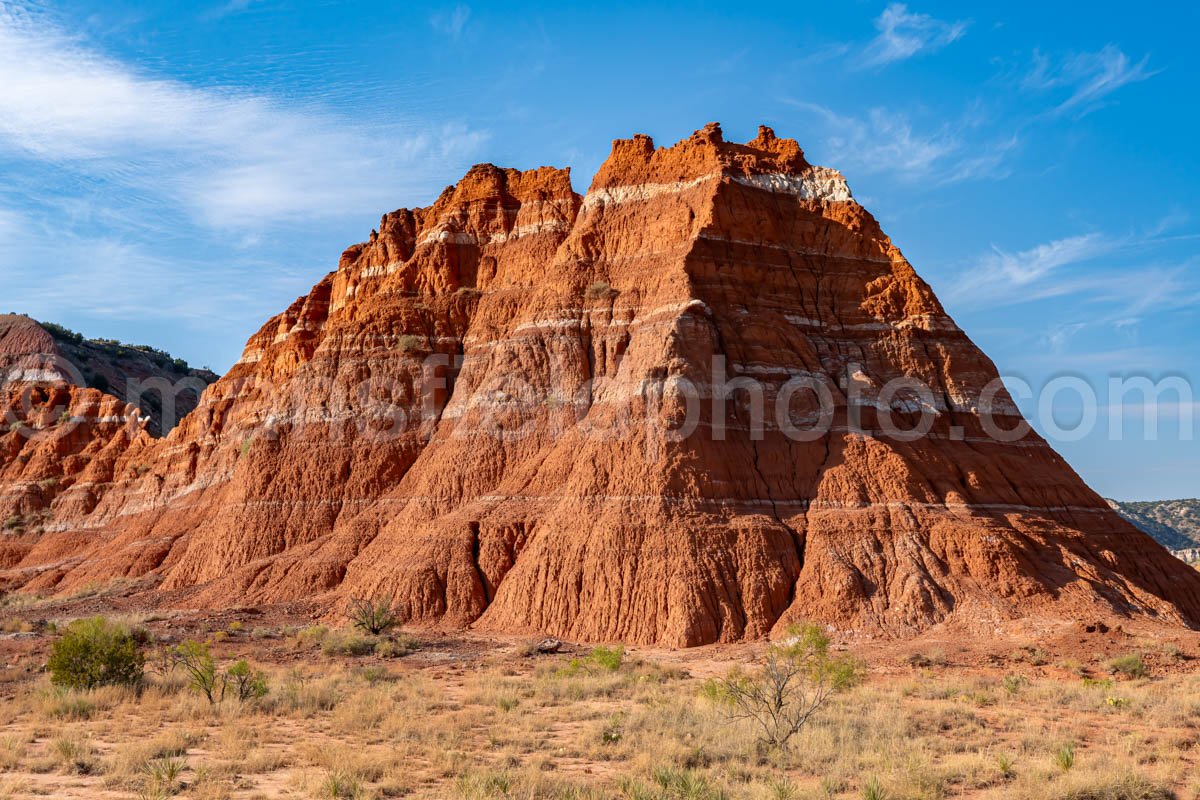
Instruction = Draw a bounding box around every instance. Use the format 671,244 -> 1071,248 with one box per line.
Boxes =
2,124 -> 1198,645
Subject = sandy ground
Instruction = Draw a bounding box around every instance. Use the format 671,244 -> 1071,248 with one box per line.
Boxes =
2,598 -> 1200,799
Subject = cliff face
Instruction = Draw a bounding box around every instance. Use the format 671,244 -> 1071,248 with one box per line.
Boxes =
3,124 -> 1199,645
0,315 -> 216,436
0,315 -> 216,561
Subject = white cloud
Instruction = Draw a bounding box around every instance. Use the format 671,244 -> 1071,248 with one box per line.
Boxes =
862,3 -> 967,67
788,101 -> 1015,184
1024,44 -> 1158,117
977,234 -> 1111,287
430,4 -> 471,40
1043,321 -> 1086,353
0,202 -> 308,326
947,231 -> 1200,324
0,5 -> 488,229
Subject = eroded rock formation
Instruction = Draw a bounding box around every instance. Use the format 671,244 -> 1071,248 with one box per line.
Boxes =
3,124 -> 1199,645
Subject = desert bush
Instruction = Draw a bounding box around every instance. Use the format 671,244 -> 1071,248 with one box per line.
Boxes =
47,616 -> 145,689
713,623 -> 861,750
321,768 -> 364,799
589,645 -> 624,672
557,645 -> 625,677
862,777 -> 889,800
51,733 -> 96,774
1055,742 -> 1077,771
270,673 -> 343,716
290,624 -> 330,650
1048,773 -> 1174,800
142,754 -> 187,795
396,335 -> 425,355
168,640 -> 268,704
585,280 -> 614,300
346,596 -> 402,635
374,633 -> 418,658
225,659 -> 269,702
321,631 -> 378,657
1002,674 -> 1029,695
40,687 -> 98,720
1107,653 -> 1147,679
170,640 -> 222,703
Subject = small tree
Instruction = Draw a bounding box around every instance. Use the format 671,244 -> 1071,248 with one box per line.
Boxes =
716,623 -> 861,750
170,640 -> 221,703
225,660 -> 269,702
346,597 -> 402,636
48,617 -> 145,690
169,640 -> 269,705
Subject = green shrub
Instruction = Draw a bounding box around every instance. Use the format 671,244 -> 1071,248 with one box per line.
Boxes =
345,596 -> 401,635
588,645 -> 624,672
862,777 -> 889,800
1055,742 -> 1076,772
321,768 -> 363,799
47,617 -> 145,690
374,634 -> 418,658
1107,653 -> 1147,679
225,659 -> 269,702
168,640 -> 268,704
1002,674 -> 1029,695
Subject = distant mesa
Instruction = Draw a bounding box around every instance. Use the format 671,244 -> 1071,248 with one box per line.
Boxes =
2,124 -> 1198,646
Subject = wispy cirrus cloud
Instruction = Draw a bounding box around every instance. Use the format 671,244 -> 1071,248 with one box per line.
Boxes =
1023,44 -> 1159,117
968,233 -> 1112,289
0,4 -> 487,229
787,100 -> 1017,184
947,226 -> 1200,325
430,4 -> 471,40
0,201 -> 311,328
861,3 -> 968,67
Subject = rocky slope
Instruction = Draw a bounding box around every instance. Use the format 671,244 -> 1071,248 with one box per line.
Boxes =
0,316 -> 217,550
1108,499 -> 1200,555
0,315 -> 217,436
2,124 -> 1199,645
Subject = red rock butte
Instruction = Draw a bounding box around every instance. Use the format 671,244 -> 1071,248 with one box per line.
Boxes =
3,124 -> 1199,646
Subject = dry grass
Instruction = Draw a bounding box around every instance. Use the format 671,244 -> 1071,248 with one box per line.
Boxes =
0,632 -> 1197,800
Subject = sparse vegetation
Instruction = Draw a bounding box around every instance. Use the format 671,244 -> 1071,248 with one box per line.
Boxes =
1107,653 -> 1147,679
1055,742 -> 1077,772
167,639 -> 268,704
712,623 -> 861,750
1,616 -> 1198,799
346,596 -> 402,635
585,280 -> 614,300
396,334 -> 426,354
47,616 -> 145,690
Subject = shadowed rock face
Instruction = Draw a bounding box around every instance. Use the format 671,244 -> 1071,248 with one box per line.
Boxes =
2,124 -> 1199,646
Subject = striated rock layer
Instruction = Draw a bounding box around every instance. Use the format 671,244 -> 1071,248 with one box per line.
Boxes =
2,124 -> 1199,646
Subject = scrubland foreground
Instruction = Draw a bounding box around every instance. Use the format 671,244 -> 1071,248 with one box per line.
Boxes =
2,603 -> 1200,800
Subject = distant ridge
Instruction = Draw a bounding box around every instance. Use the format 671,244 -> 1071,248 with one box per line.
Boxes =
1107,498 -> 1200,560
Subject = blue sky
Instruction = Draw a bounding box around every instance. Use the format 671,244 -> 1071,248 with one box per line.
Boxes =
1,1 -> 1196,500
